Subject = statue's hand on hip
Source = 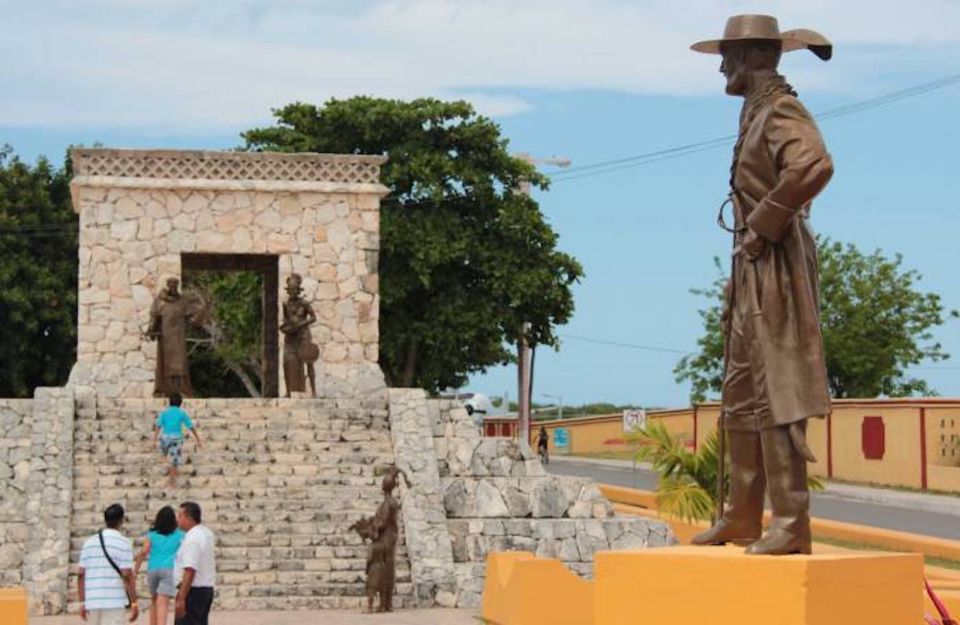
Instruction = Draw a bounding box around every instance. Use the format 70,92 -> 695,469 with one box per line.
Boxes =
742,229 -> 766,261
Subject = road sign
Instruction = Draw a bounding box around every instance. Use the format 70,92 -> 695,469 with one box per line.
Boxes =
622,409 -> 647,432
553,427 -> 570,453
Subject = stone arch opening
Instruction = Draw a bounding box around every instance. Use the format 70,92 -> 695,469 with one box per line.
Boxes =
180,252 -> 279,397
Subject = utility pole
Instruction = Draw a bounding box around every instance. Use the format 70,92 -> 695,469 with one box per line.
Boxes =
512,152 -> 571,447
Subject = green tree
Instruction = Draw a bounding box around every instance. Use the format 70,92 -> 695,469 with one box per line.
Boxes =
675,239 -> 957,402
243,97 -> 583,391
0,146 -> 77,397
183,270 -> 264,397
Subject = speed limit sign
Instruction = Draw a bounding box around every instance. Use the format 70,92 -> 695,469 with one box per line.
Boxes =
622,409 -> 647,432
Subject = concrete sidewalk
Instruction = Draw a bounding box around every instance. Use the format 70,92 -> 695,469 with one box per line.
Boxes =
32,608 -> 480,625
551,454 -> 960,517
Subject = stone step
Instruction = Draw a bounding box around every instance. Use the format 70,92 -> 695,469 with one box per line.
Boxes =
65,553 -> 412,574
73,437 -> 392,449
73,458 -> 391,468
66,399 -> 410,610
77,422 -> 389,432
78,415 -> 390,428
73,452 -> 393,463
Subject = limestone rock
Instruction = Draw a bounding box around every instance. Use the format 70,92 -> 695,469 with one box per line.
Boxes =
475,480 -> 509,517
530,480 -> 568,518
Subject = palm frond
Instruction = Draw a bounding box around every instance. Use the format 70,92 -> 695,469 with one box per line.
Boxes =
656,476 -> 715,523
626,421 -> 692,479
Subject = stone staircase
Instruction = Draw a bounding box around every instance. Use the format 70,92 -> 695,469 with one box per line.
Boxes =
66,395 -> 414,611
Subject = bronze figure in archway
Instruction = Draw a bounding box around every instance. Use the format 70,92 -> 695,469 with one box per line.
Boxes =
280,273 -> 319,397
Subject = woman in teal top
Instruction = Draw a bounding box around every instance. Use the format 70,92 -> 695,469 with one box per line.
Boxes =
134,506 -> 184,625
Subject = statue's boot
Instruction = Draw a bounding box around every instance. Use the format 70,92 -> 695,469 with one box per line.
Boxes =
745,423 -> 812,555
692,430 -> 764,546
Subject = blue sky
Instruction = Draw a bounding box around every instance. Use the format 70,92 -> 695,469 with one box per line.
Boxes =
4,1 -> 959,407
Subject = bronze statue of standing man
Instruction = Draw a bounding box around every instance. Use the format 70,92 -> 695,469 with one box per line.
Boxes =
148,277 -> 194,397
690,15 -> 834,555
280,273 -> 319,397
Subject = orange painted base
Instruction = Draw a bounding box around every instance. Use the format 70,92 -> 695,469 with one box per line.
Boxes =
481,552 -> 592,625
482,547 -> 927,625
596,546 -> 924,625
0,588 -> 27,625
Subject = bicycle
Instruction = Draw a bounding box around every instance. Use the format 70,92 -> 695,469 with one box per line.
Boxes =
537,444 -> 549,465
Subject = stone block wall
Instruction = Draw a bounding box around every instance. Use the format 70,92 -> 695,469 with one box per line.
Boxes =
0,399 -> 34,586
389,395 -> 677,608
0,389 -> 76,614
23,387 -> 77,615
387,389 -> 459,607
68,149 -> 388,398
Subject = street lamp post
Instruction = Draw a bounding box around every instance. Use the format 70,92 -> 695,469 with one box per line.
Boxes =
542,393 -> 563,420
513,153 -> 571,448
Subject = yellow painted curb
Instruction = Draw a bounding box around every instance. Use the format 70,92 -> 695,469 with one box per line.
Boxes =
597,484 -> 658,509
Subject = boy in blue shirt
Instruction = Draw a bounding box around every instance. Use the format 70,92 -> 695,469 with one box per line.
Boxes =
153,393 -> 202,487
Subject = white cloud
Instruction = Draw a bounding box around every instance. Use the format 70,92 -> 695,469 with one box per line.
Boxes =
2,0 -> 959,129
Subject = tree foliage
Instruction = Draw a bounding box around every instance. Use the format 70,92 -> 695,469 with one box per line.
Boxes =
675,238 -> 958,402
0,146 -> 77,397
243,97 -> 583,391
183,270 -> 264,397
672,257 -> 727,404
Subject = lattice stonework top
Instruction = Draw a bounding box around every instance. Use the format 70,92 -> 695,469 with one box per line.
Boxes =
71,148 -> 387,185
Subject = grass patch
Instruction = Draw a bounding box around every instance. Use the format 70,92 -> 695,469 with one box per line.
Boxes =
814,535 -> 960,571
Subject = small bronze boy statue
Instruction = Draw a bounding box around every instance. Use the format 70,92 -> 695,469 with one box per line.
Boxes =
349,466 -> 412,612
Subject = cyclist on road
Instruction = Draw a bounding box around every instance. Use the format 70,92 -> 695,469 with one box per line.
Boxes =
537,426 -> 549,464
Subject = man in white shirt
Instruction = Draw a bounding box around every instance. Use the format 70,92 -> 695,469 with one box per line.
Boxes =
174,501 -> 216,625
78,503 -> 139,624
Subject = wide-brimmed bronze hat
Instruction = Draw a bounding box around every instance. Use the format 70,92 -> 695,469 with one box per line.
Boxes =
691,14 -> 832,60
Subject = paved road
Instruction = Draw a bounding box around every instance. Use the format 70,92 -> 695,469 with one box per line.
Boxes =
548,458 -> 960,541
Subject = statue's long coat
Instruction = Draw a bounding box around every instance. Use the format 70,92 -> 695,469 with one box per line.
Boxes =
726,86 -> 833,428
149,292 -> 192,396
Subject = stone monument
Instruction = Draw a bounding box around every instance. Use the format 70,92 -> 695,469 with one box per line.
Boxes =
0,147 -> 675,616
68,148 -> 387,398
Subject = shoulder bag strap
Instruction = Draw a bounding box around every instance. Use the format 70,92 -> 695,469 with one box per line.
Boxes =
98,530 -> 131,608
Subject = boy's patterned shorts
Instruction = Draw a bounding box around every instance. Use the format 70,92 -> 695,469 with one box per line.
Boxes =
159,435 -> 183,467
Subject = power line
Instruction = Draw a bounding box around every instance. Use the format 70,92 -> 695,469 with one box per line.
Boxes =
560,333 -> 690,355
550,72 -> 960,183
561,332 -> 960,372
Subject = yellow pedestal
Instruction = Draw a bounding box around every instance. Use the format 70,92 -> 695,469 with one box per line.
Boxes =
482,552 -> 593,625
0,588 -> 28,625
595,545 -> 924,625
